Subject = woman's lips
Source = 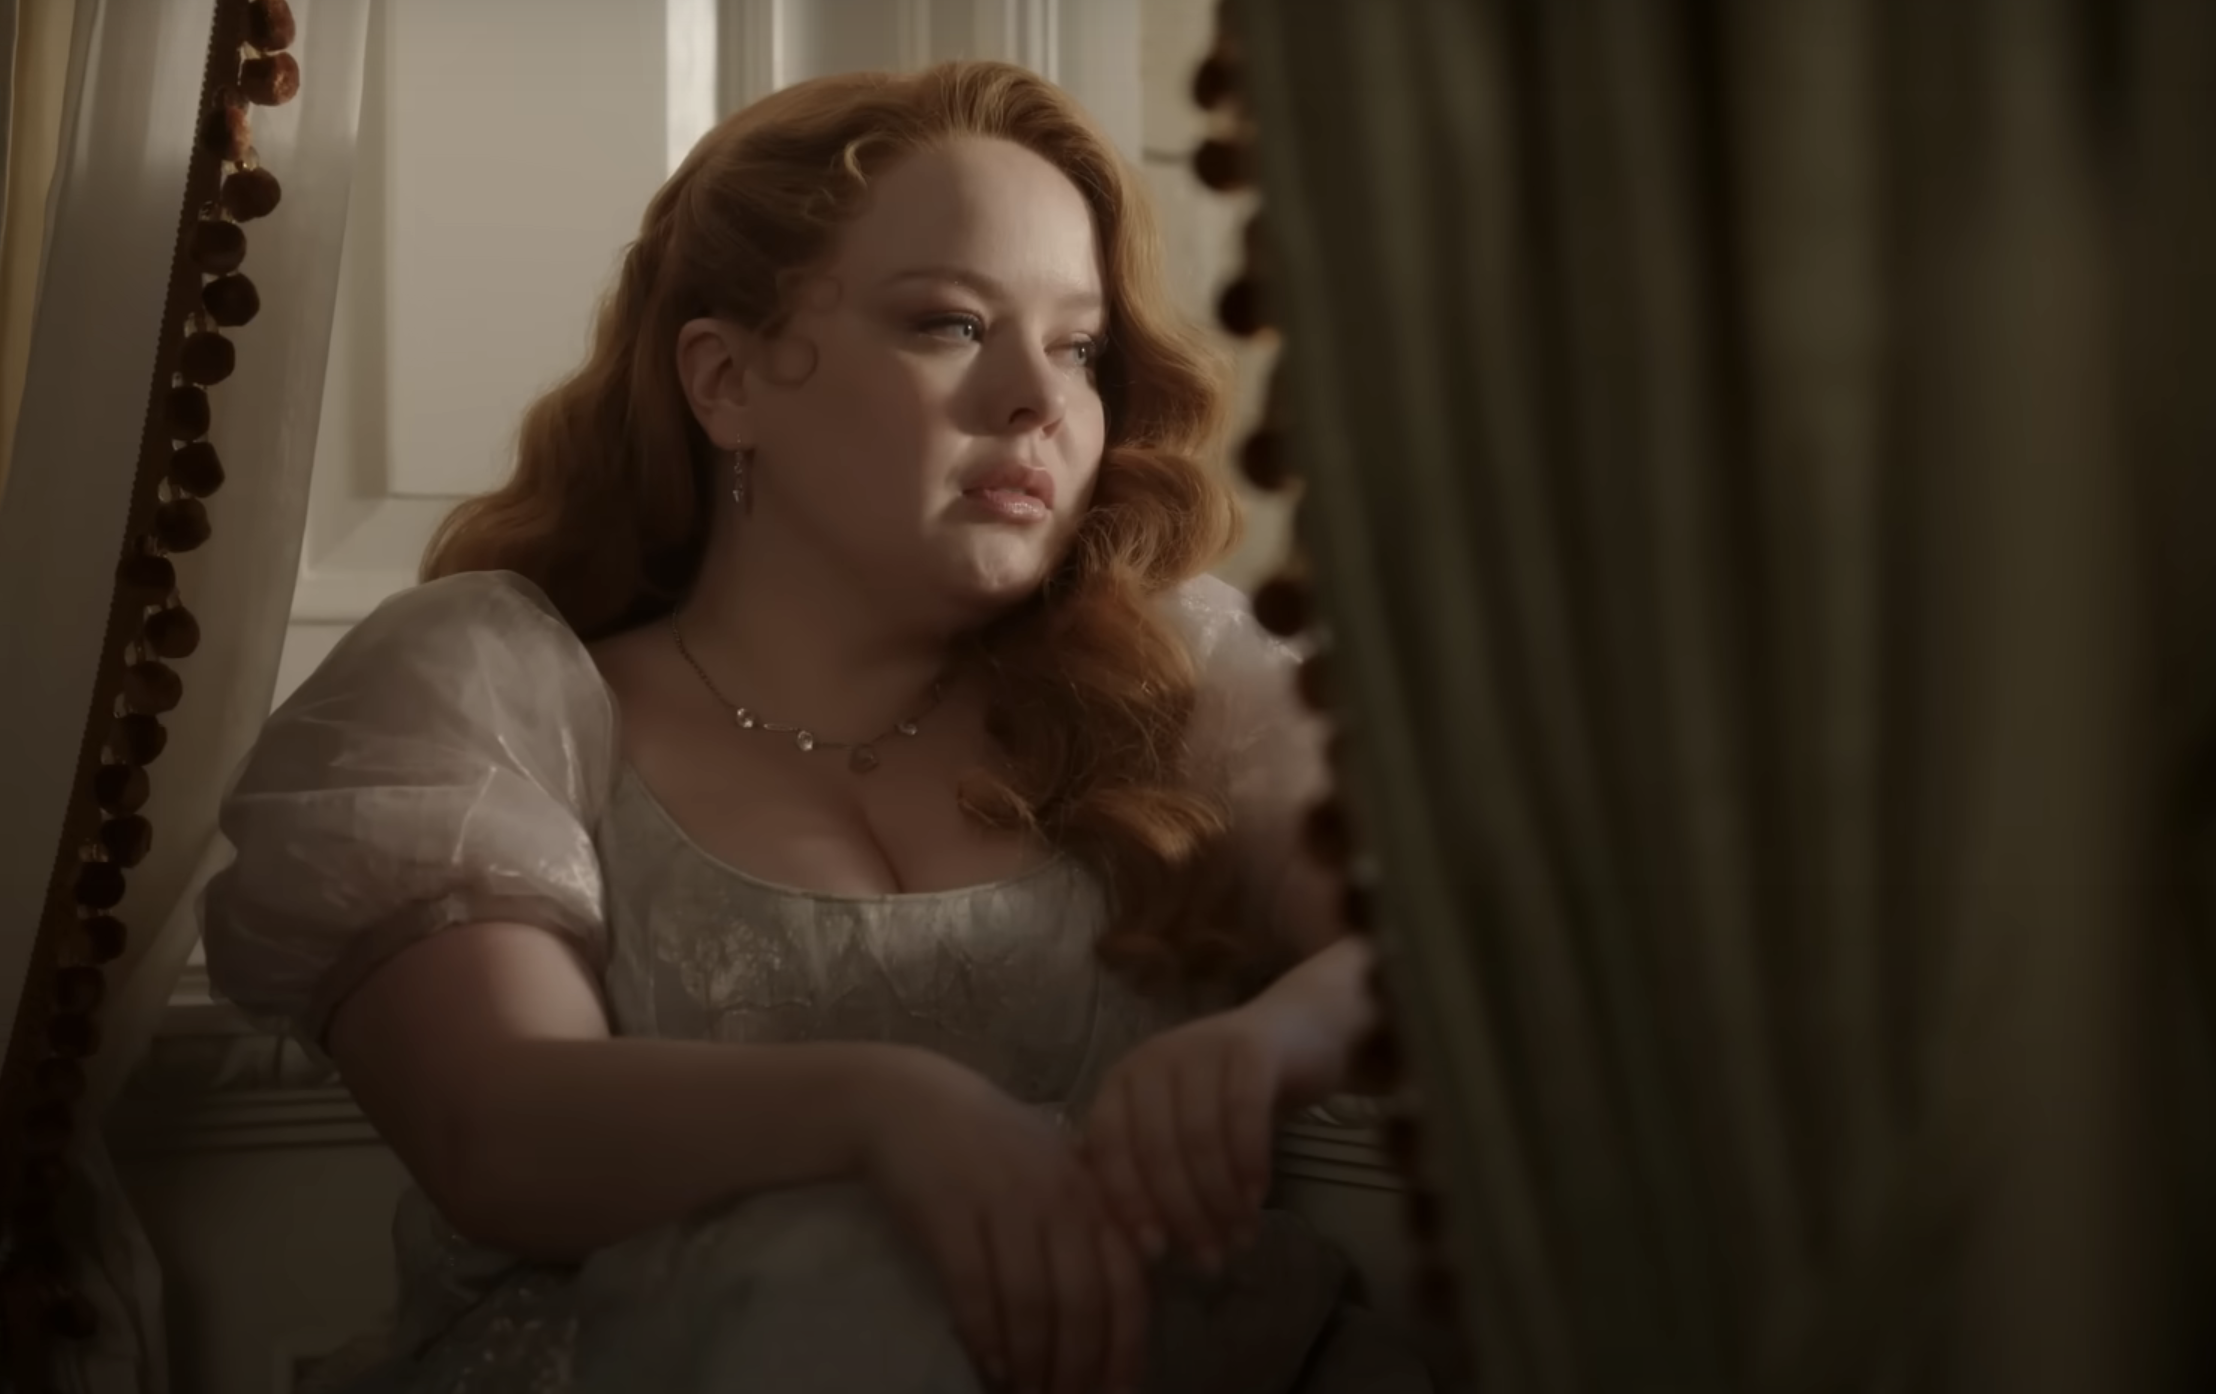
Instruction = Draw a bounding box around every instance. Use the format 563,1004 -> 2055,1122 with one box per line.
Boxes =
956,461 -> 1055,524
960,486 -> 1052,524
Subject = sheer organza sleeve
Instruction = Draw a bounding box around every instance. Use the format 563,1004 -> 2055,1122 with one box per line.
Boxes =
1165,573 -> 1335,958
200,570 -> 617,1051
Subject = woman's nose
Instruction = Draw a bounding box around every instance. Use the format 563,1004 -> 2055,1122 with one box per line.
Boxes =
994,344 -> 1067,434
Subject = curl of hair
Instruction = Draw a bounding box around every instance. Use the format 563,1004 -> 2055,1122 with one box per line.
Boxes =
425,62 -> 1252,990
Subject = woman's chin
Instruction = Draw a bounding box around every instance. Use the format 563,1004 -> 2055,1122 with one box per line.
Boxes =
934,541 -> 1060,614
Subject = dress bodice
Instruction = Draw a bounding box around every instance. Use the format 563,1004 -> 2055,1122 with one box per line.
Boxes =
598,763 -> 1176,1104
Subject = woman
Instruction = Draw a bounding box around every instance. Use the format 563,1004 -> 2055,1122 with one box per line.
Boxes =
202,61 -> 1425,1394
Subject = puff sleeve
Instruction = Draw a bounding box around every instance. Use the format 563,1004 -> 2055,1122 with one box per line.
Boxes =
200,570 -> 617,1051
1164,573 -> 1336,956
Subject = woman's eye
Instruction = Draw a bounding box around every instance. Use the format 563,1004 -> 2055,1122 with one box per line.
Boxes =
915,314 -> 1099,370
918,313 -> 983,342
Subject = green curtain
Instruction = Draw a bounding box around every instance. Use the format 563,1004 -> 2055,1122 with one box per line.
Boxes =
1235,2 -> 2213,1389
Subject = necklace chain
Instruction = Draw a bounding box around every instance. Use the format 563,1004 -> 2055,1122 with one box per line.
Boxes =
669,615 -> 946,775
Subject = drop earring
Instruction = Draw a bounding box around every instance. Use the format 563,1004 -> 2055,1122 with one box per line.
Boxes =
730,443 -> 754,514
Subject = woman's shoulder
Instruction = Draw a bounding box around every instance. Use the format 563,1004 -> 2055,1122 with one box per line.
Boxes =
355,568 -> 579,653
1156,570 -> 1306,680
208,568 -> 616,1048
1158,570 -> 1262,650
271,567 -> 615,760
1162,569 -> 1247,617
308,570 -> 599,698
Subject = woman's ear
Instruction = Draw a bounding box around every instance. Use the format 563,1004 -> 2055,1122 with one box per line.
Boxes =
675,317 -> 757,447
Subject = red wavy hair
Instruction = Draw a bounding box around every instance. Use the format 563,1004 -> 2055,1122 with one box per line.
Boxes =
424,62 -> 1254,987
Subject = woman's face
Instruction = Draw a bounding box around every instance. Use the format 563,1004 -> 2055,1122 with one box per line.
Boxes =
713,136 -> 1109,619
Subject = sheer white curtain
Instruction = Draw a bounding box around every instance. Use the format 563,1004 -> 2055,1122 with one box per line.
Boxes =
0,2 -> 370,1389
1,0 -> 73,494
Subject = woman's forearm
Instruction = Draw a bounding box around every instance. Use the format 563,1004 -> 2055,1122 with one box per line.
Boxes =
1247,935 -> 1388,1103
446,1036 -> 917,1261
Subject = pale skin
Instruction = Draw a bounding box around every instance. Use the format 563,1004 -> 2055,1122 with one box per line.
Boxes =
326,136 -> 1378,1394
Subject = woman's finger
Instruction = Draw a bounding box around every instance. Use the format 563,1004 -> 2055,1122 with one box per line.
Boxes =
1174,1047 -> 1249,1246
1221,1037 -> 1276,1225
1097,1214 -> 1152,1393
1043,1206 -> 1107,1394
1129,1057 -> 1218,1262
920,1206 -> 1008,1385
986,1204 -> 1054,1393
1084,1079 -> 1165,1259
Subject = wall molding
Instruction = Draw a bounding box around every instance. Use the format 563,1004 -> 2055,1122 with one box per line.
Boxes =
109,1086 -> 381,1155
1276,1116 -> 1406,1194
115,965 -> 372,1153
718,0 -> 784,112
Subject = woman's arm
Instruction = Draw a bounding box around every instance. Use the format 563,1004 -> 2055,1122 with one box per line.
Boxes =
1240,933 -> 1381,1106
328,920 -> 918,1262
335,918 -> 1157,1390
1245,811 -> 1401,1098
1079,923 -> 1388,1269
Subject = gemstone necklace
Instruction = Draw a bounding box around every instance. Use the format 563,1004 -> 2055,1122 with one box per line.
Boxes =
669,615 -> 945,775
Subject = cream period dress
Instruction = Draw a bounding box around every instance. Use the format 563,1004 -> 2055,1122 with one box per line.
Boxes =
199,570 -> 1430,1393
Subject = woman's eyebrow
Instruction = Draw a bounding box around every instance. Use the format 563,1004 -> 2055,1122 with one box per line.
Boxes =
881,266 -> 1103,314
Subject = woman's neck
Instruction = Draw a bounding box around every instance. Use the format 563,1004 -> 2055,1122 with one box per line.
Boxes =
674,518 -> 958,744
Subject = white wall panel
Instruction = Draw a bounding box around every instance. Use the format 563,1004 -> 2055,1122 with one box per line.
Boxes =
381,3 -> 669,500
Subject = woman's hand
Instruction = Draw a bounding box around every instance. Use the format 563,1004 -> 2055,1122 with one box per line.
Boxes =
1079,995 -> 1341,1274
859,1049 -> 1149,1394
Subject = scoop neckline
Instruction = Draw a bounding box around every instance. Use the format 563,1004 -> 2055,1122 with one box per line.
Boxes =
507,568 -> 1074,905
613,763 -> 1075,905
